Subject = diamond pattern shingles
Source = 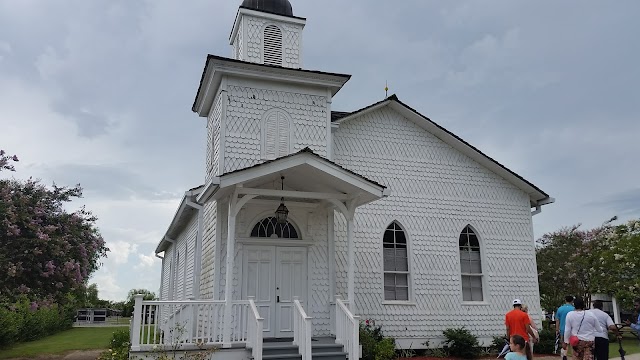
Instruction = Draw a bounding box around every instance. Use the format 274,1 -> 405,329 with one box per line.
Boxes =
242,16 -> 303,68
224,85 -> 328,174
207,95 -> 222,180
332,106 -> 540,343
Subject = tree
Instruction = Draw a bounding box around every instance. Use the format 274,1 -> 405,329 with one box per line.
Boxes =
589,219 -> 640,309
122,289 -> 157,317
537,218 -> 640,312
0,150 -> 18,172
0,177 -> 109,304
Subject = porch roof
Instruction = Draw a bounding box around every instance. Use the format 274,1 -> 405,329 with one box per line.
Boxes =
197,148 -> 388,207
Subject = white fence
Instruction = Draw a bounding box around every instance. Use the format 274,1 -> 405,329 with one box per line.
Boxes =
130,296 -> 250,351
335,296 -> 359,360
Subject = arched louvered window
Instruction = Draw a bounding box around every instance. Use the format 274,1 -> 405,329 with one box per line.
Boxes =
263,25 -> 283,66
459,225 -> 483,301
262,109 -> 290,160
383,221 -> 410,301
251,217 -> 299,239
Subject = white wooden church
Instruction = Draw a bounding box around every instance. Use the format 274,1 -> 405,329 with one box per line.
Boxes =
129,1 -> 554,359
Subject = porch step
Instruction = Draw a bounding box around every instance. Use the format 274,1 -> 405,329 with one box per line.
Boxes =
263,344 -> 300,356
312,352 -> 348,360
257,340 -> 347,360
311,344 -> 345,354
262,354 -> 301,360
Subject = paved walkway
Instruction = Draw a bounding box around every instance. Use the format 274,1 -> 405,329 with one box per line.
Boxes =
5,350 -> 103,360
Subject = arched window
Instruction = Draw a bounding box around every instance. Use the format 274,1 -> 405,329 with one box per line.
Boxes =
262,109 -> 291,160
251,217 -> 299,239
459,225 -> 483,301
263,25 -> 283,66
383,221 -> 409,301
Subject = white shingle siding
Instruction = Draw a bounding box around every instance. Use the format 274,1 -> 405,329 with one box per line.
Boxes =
332,106 -> 540,343
238,15 -> 302,68
199,201 -> 217,299
161,247 -> 173,301
185,216 -> 198,298
207,94 -> 223,181
223,83 -> 328,173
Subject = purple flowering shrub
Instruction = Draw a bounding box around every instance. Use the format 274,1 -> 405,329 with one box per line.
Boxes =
0,149 -> 18,172
0,178 -> 109,304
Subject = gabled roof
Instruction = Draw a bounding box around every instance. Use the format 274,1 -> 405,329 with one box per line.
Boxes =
333,95 -> 553,208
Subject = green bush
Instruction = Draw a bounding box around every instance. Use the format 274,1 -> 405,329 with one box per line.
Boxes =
98,329 -> 130,360
0,298 -> 74,348
442,327 -> 481,359
533,328 -> 556,354
374,338 -> 396,360
360,322 -> 395,360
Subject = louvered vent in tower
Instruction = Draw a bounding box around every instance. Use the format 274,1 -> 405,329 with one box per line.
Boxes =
263,25 -> 283,66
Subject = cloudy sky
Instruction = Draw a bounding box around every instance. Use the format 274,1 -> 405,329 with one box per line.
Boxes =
1,0 -> 638,301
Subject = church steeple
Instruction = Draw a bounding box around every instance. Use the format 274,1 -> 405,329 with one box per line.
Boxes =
230,0 -> 306,68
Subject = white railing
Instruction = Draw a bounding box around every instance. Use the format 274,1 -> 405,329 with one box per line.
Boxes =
246,297 -> 264,360
130,295 -> 250,351
293,297 -> 313,360
335,296 -> 359,360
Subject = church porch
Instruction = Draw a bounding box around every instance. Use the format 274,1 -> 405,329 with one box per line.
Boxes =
131,149 -> 387,360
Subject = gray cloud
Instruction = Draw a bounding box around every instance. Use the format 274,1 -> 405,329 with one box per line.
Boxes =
1,0 -> 638,299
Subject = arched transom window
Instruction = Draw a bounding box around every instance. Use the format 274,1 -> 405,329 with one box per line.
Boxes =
383,221 -> 410,301
251,217 -> 299,239
459,225 -> 483,302
263,25 -> 283,66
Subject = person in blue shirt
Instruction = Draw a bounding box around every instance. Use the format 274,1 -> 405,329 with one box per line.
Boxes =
624,298 -> 640,332
556,295 -> 575,360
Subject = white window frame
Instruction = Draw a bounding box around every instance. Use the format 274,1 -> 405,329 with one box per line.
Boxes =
459,224 -> 487,304
381,221 -> 413,304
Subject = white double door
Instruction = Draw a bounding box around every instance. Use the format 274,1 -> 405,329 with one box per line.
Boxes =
243,246 -> 307,338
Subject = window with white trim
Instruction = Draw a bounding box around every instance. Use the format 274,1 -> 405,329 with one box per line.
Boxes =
383,221 -> 409,301
262,109 -> 291,160
263,25 -> 283,66
459,225 -> 483,301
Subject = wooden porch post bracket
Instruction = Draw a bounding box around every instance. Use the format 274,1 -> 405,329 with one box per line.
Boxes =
222,186 -> 241,347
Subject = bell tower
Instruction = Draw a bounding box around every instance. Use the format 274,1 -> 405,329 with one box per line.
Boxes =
230,0 -> 306,68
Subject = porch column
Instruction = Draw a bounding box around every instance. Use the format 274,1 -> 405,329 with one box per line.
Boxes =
347,217 -> 355,314
222,199 -> 237,347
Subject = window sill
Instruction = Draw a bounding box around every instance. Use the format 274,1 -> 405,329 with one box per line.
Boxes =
461,301 -> 490,306
382,301 -> 417,306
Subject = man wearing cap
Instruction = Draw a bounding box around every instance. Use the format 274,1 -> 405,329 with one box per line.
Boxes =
506,299 -> 538,344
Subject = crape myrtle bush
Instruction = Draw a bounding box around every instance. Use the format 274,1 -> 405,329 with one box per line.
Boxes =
0,178 -> 108,303
0,150 -> 109,346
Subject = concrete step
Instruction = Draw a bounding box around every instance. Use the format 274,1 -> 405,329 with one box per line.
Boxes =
312,352 -> 348,360
262,344 -> 299,356
262,354 -> 302,360
311,344 -> 345,354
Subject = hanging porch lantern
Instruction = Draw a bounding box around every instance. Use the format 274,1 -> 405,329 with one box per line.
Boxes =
275,176 -> 289,224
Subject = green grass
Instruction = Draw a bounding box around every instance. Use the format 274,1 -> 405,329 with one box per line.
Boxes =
609,334 -> 640,358
0,326 -> 128,359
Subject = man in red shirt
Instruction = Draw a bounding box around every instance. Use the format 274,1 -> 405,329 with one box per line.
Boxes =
505,299 -> 538,343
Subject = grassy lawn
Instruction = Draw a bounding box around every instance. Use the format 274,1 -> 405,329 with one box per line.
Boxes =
0,326 -> 128,359
609,334 -> 640,358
